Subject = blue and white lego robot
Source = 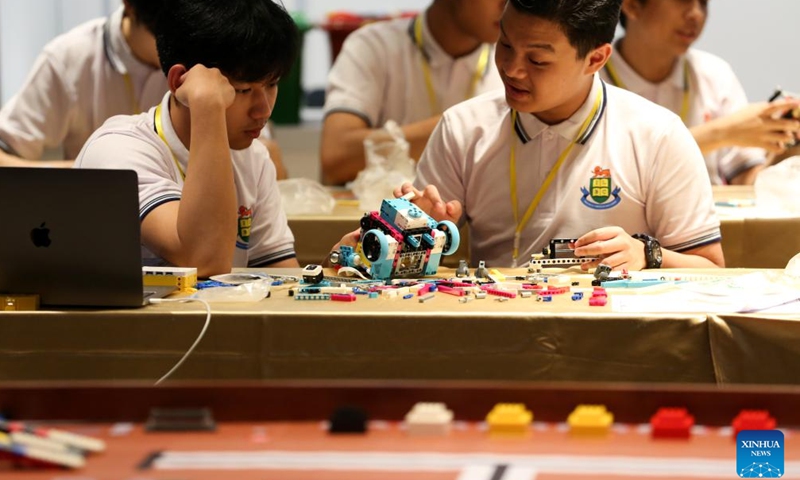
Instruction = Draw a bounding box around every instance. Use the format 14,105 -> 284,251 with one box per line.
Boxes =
329,193 -> 460,280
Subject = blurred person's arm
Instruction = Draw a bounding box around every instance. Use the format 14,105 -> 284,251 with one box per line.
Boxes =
320,112 -> 440,185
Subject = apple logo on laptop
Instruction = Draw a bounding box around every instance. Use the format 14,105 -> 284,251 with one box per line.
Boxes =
30,222 -> 52,247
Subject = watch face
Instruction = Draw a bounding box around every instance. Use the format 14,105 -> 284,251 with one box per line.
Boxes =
649,241 -> 663,267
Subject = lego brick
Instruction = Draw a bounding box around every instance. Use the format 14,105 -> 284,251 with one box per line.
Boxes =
567,405 -> 613,436
486,404 -> 532,436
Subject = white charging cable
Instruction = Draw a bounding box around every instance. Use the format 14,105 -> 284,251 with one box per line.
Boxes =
148,298 -> 212,386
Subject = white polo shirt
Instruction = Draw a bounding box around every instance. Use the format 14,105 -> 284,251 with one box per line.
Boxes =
0,7 -> 166,160
74,93 -> 296,268
600,47 -> 765,184
323,15 -> 503,127
415,75 -> 721,267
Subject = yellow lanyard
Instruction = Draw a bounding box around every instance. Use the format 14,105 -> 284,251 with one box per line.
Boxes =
414,15 -> 490,115
154,102 -> 186,181
604,58 -> 691,124
510,88 -> 603,264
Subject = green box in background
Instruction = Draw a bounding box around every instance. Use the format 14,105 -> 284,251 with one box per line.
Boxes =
271,12 -> 311,125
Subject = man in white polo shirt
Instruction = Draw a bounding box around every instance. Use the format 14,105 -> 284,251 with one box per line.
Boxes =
0,0 -> 165,168
0,0 -> 289,178
320,0 -> 506,185
602,0 -> 800,185
397,0 -> 724,271
75,0 -> 299,277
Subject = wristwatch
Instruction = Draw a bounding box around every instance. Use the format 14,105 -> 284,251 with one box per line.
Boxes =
632,233 -> 663,269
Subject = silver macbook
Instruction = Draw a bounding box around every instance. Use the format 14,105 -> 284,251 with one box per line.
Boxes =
0,167 -> 171,307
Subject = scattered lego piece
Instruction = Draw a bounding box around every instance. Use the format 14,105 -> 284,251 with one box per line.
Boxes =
474,261 -> 490,279
459,296 -> 474,304
650,408 -> 694,439
405,403 -> 454,436
519,291 -> 533,298
302,264 -> 324,285
368,292 -> 379,299
567,405 -> 613,436
455,260 -> 470,278
418,293 -> 435,303
494,297 -> 509,302
475,291 -> 487,300
402,294 -> 414,300
489,269 -> 506,281
319,287 -> 352,295
438,285 -> 466,297
593,264 -> 612,282
486,404 -> 533,436
550,275 -> 570,286
329,407 -> 368,434
571,293 -> 583,301
589,297 -> 607,307
417,283 -> 433,296
732,410 -> 777,437
541,296 -> 552,302
330,293 -> 357,302
294,293 -> 331,301
482,287 -> 517,299
540,286 -> 568,295
571,281 -> 580,286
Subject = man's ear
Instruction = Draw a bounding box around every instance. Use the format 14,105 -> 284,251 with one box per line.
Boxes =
583,43 -> 612,75
121,0 -> 134,19
621,0 -> 643,24
166,65 -> 188,95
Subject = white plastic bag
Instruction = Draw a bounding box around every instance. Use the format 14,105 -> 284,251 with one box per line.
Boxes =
348,120 -> 415,211
279,178 -> 335,215
192,279 -> 272,303
754,156 -> 800,214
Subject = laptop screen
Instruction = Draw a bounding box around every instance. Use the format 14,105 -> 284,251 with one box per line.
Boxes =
0,168 -> 146,307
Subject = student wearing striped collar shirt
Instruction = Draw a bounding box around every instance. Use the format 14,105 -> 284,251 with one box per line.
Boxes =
75,0 -> 301,277
602,0 -> 800,185
320,0 -> 506,185
397,0 -> 724,271
0,1 -> 164,168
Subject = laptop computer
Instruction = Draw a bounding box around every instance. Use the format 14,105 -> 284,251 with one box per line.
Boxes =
0,167 -> 173,307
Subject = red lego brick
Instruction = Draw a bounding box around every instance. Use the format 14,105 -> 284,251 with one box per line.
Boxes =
589,297 -> 607,307
732,410 -> 776,437
650,407 -> 694,439
330,293 -> 357,302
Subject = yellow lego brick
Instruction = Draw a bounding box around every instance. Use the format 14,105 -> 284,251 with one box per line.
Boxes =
567,404 -> 614,435
143,267 -> 198,291
486,403 -> 533,435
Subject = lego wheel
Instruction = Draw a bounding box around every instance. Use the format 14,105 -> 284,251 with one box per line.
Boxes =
361,229 -> 388,262
436,220 -> 460,256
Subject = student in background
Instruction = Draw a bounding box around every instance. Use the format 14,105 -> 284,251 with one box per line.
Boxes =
602,0 -> 800,185
398,0 -> 724,271
75,0 -> 300,277
0,0 -> 288,178
0,0 -> 165,168
320,0 -> 506,185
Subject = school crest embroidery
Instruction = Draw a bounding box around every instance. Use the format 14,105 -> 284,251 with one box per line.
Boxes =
580,166 -> 621,210
236,205 -> 252,249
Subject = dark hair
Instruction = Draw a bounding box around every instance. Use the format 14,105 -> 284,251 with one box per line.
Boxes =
156,0 -> 299,83
508,0 -> 622,58
125,0 -> 165,33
